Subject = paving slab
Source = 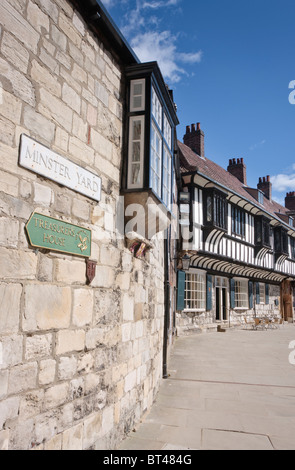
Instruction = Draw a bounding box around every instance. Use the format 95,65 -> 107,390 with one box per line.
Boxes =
118,324 -> 295,450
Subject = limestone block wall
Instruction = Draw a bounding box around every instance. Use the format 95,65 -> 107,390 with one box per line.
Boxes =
0,0 -> 165,450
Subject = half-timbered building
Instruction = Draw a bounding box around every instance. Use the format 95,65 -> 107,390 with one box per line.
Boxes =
176,123 -> 295,334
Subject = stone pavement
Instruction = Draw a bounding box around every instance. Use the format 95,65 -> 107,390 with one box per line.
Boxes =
118,324 -> 295,450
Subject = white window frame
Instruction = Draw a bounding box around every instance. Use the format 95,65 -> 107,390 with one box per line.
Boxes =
127,116 -> 145,189
184,270 -> 206,312
163,145 -> 172,208
164,113 -> 172,150
130,79 -> 146,112
259,283 -> 265,304
152,86 -> 162,129
150,122 -> 162,197
234,278 -> 249,310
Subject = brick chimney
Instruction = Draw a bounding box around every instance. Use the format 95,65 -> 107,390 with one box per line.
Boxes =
257,175 -> 272,200
285,192 -> 295,212
227,158 -> 247,185
183,122 -> 205,158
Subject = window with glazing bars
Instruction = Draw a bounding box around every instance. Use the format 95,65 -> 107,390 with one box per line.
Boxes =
234,279 -> 249,309
184,272 -> 206,310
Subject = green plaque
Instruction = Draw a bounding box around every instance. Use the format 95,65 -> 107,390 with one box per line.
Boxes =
26,212 -> 91,258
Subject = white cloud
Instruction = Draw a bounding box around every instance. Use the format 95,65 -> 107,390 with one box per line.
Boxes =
249,139 -> 266,151
142,0 -> 180,8
114,0 -> 202,84
130,31 -> 202,83
271,173 -> 295,192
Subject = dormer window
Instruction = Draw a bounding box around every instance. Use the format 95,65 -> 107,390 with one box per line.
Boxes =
123,62 -> 179,213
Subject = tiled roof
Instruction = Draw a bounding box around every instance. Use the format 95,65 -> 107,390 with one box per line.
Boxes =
178,140 -> 289,221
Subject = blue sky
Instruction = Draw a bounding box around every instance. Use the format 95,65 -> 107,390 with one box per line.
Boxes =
102,0 -> 295,205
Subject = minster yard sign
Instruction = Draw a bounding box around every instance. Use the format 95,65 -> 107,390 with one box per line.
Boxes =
26,212 -> 92,258
19,134 -> 101,202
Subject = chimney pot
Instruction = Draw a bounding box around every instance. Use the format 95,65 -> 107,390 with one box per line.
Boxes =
183,120 -> 205,157
285,191 -> 295,211
257,175 -> 272,200
227,157 -> 247,184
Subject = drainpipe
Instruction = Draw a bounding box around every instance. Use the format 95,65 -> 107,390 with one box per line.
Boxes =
163,231 -> 170,379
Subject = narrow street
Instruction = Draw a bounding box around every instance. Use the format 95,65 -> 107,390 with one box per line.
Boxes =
119,324 -> 295,450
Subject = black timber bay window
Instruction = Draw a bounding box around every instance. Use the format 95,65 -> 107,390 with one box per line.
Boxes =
124,62 -> 179,210
203,188 -> 228,231
255,216 -> 271,249
231,206 -> 246,237
274,227 -> 288,257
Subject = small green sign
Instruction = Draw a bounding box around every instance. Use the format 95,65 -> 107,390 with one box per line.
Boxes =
26,212 -> 91,258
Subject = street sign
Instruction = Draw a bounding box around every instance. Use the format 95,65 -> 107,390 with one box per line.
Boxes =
26,212 -> 92,258
19,135 -> 102,202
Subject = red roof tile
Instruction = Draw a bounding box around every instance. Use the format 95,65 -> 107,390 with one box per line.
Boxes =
178,140 -> 289,220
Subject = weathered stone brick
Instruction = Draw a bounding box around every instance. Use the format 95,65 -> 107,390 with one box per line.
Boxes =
0,396 -> 19,429
122,294 -> 134,322
23,284 -> 71,331
0,0 -> 40,54
82,412 -> 102,450
0,248 -> 37,280
91,265 -> 115,289
55,258 -> 86,284
19,389 -> 44,421
30,60 -> 61,97
72,198 -> 90,221
0,371 -> 8,400
0,335 -> 23,370
44,383 -> 69,410
0,89 -> 22,124
58,355 -> 77,380
72,289 -> 93,327
62,422 -> 83,450
0,218 -> 19,248
33,182 -> 53,206
0,283 -> 22,335
59,13 -> 82,48
8,362 -> 38,395
100,244 -> 121,267
0,115 -> 15,146
39,359 -> 56,386
39,88 -> 73,133
27,2 -> 50,33
55,329 -> 85,355
0,57 -> 35,106
68,136 -> 94,166
0,170 -> 19,197
1,32 -> 30,73
25,334 -> 53,361
0,429 -> 9,450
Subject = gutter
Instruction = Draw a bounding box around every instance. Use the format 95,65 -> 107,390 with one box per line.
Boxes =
70,0 -> 140,65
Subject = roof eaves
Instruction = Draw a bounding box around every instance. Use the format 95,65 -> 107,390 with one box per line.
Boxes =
193,169 -> 295,235
70,0 -> 140,65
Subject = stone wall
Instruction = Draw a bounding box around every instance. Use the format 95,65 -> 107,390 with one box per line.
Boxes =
0,0 -> 165,450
